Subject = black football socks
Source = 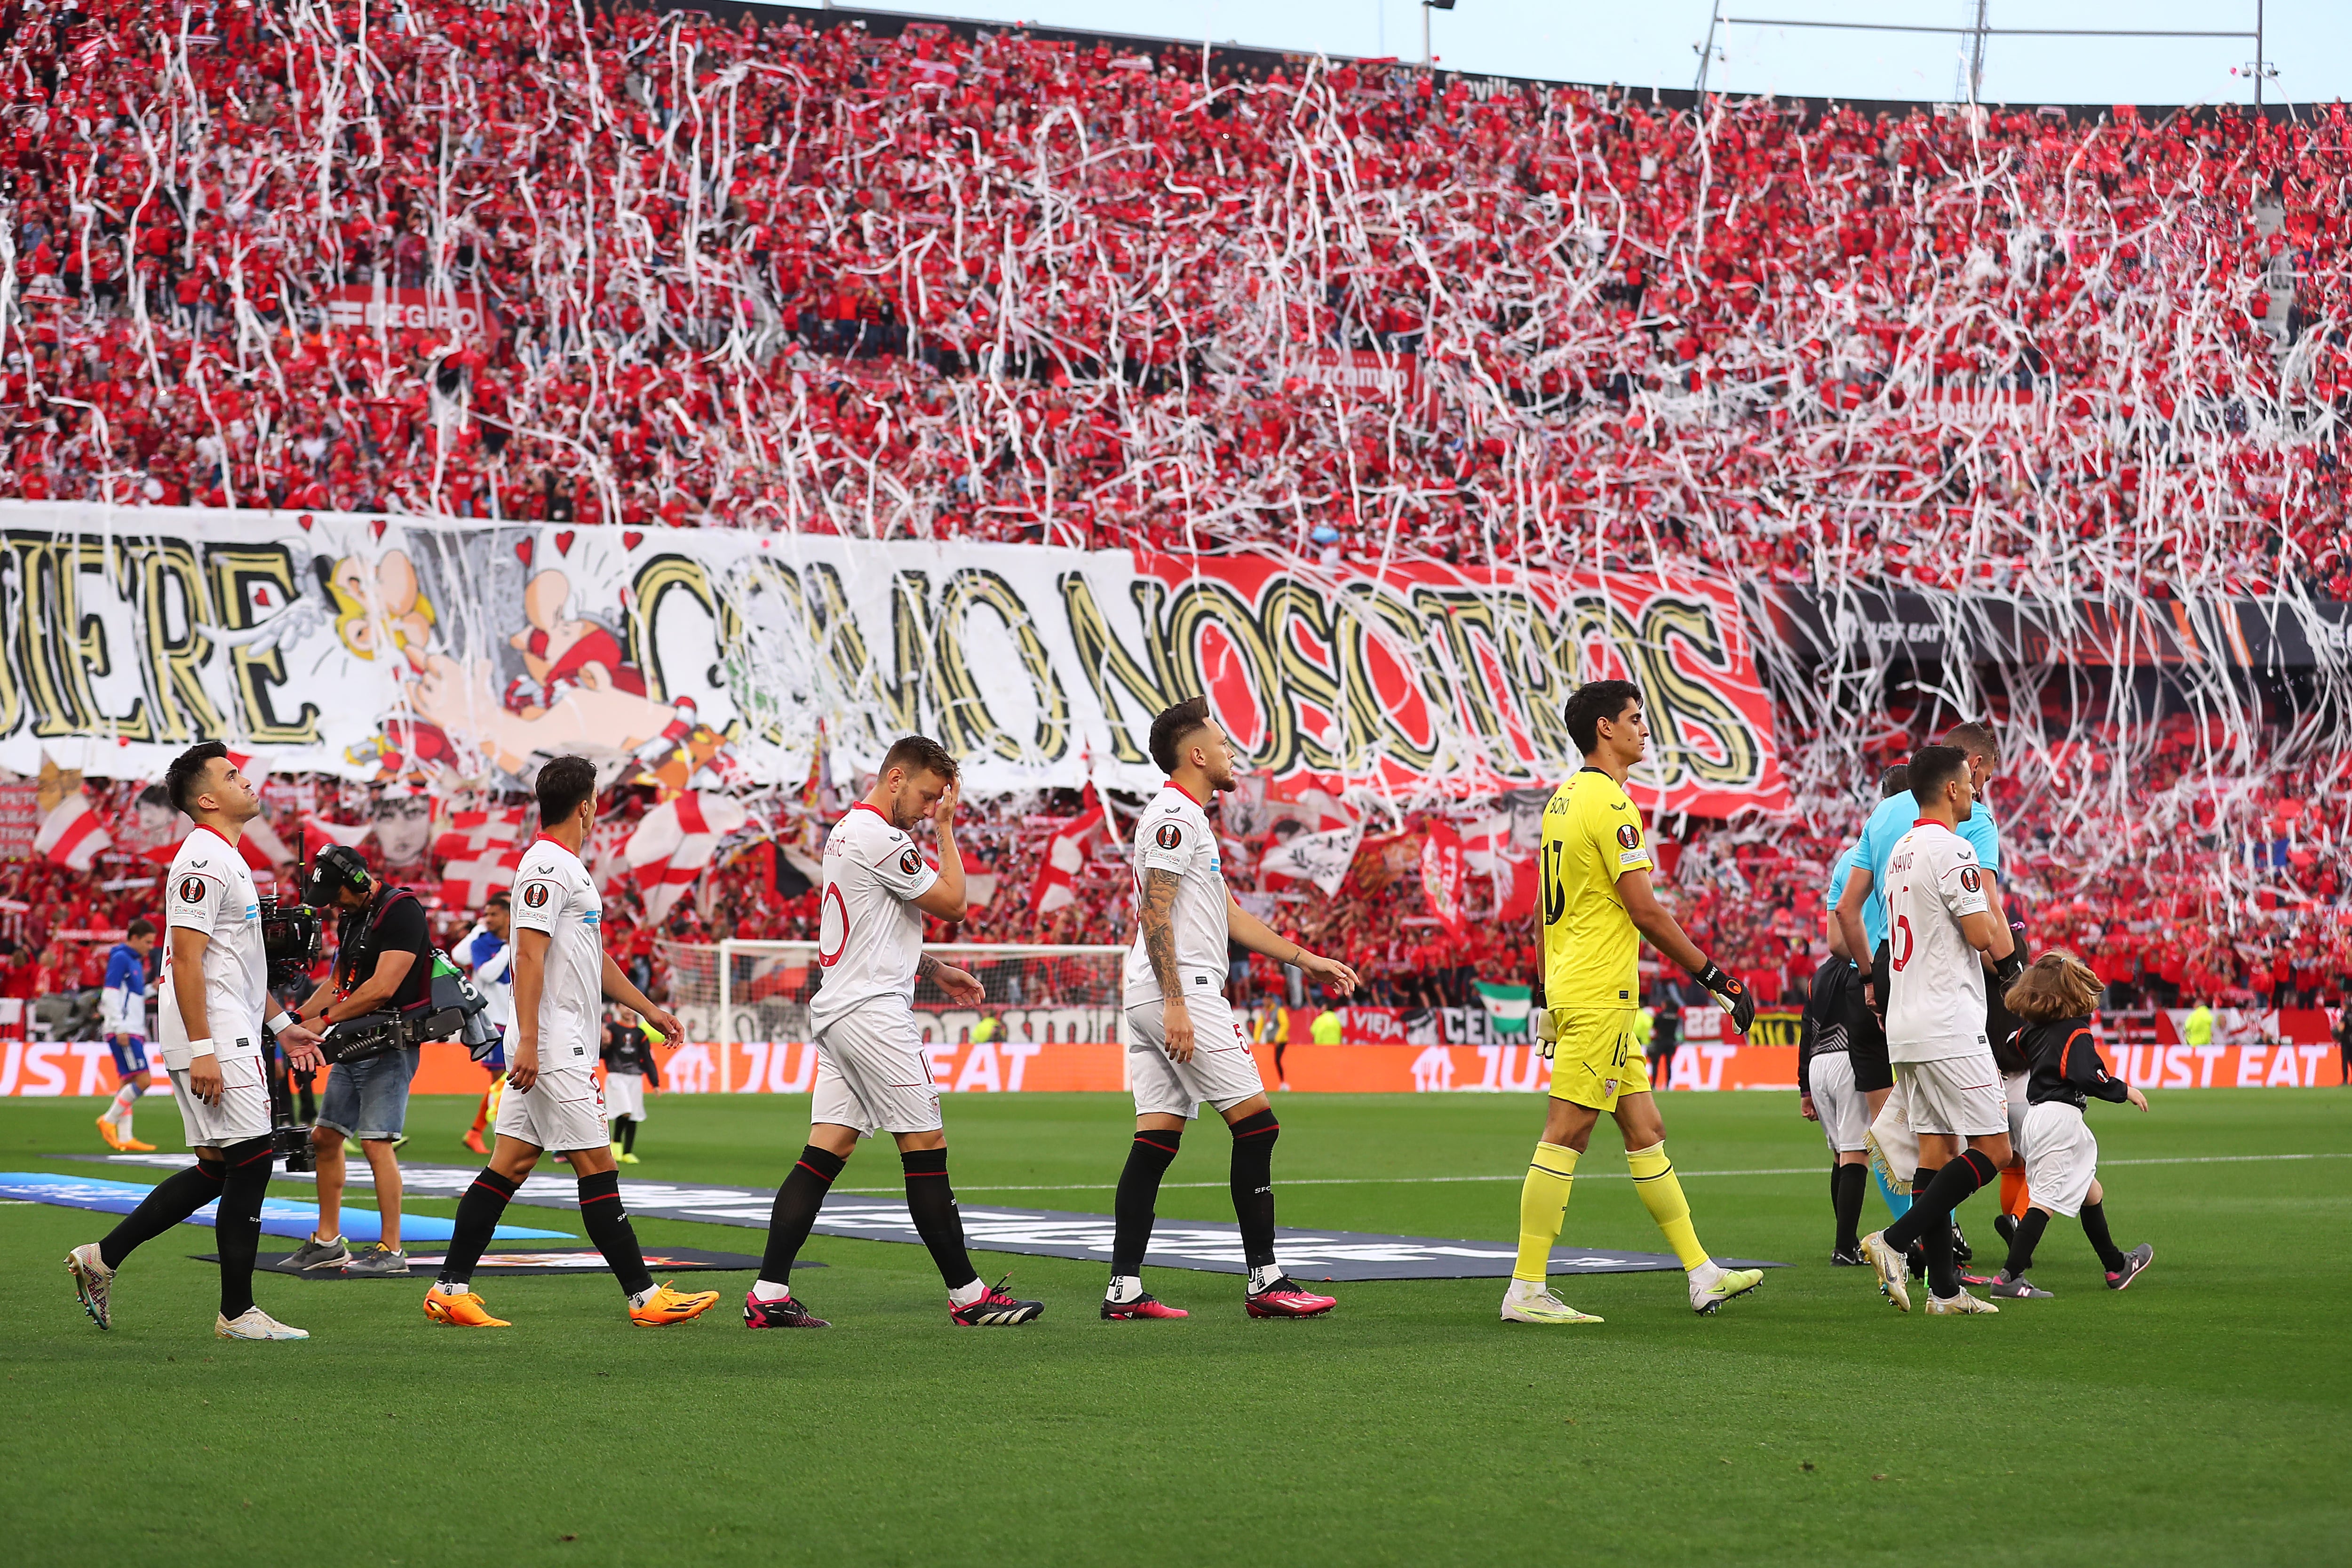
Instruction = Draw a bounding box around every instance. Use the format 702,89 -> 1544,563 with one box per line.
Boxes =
1229,1110 -> 1281,1273
1110,1130 -> 1183,1287
759,1145 -> 845,1287
901,1146 -> 980,1293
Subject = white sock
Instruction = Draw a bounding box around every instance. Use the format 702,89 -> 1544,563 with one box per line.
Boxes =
751,1278 -> 792,1302
628,1285 -> 660,1310
1105,1274 -> 1144,1304
1248,1264 -> 1286,1293
433,1279 -> 469,1297
1688,1258 -> 1724,1291
109,1083 -> 138,1125
948,1277 -> 987,1308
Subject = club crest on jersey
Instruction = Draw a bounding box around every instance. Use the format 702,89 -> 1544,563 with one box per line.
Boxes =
178,877 -> 206,904
1959,867 -> 1982,892
1155,823 -> 1184,850
1615,824 -> 1640,851
899,846 -> 923,876
522,882 -> 551,908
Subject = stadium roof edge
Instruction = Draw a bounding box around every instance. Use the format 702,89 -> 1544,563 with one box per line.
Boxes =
652,0 -> 2328,124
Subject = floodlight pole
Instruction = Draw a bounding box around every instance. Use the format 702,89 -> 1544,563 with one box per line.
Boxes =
1966,0 -> 1988,105
1694,4 -> 1723,97
2255,0 -> 2264,111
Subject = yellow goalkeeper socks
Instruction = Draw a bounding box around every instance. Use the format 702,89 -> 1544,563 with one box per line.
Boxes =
1627,1141 -> 1709,1270
1513,1142 -> 1579,1282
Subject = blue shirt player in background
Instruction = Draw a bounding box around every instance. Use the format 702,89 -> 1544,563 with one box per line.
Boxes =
96,918 -> 159,1153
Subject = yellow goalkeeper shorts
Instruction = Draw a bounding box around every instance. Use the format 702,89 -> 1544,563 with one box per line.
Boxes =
1546,1008 -> 1648,1112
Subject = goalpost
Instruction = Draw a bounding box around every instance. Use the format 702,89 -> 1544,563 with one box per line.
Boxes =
660,940 -> 1129,1093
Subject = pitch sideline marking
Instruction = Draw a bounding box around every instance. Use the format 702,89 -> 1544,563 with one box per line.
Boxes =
834,1150 -> 2352,1195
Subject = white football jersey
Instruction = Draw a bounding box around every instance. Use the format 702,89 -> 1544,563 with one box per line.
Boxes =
1882,819 -> 1993,1063
1121,781 -> 1231,1006
809,803 -> 938,1032
159,826 -> 268,1069
511,836 -> 605,1070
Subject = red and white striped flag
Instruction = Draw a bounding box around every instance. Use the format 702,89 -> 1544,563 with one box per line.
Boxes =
35,792 -> 111,871
1029,796 -> 1105,915
624,792 -> 749,925
434,806 -> 526,913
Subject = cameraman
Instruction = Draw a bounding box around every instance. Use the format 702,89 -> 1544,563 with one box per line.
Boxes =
65,742 -> 326,1339
282,845 -> 433,1277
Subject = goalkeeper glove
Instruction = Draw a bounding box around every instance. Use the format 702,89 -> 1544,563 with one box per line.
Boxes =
1694,962 -> 1757,1035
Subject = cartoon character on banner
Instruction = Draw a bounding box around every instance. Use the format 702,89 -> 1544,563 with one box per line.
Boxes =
329,543 -> 727,796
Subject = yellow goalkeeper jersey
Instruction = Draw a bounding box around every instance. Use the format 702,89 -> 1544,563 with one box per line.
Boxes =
1540,767 -> 1654,1009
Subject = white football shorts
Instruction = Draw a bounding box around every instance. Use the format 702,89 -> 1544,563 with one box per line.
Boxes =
496,1066 -> 609,1153
1895,1054 -> 2009,1138
1808,1051 -> 1869,1154
2020,1100 -> 2099,1218
2004,1070 -> 2029,1154
1125,991 -> 1264,1119
604,1072 -> 647,1122
169,1053 -> 271,1148
812,1005 -> 943,1138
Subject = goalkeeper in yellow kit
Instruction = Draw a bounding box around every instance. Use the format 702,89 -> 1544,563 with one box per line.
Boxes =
1501,679 -> 1767,1324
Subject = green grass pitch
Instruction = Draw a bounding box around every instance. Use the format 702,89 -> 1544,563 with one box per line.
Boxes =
3,1088 -> 2345,1566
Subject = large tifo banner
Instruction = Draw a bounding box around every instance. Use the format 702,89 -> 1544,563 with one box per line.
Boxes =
0,503 -> 1783,812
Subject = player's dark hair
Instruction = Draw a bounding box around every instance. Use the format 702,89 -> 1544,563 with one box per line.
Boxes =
1878,764 -> 1909,798
1148,696 -> 1213,775
536,754 -> 600,825
2005,950 -> 2100,1021
1563,679 -> 1642,756
165,740 -> 230,817
881,734 -> 958,784
127,916 -> 155,938
1941,721 -> 2000,764
484,890 -> 511,909
1907,744 -> 1967,808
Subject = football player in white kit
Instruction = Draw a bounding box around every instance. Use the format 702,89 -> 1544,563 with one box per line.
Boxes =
66,743 -> 328,1339
1100,697 -> 1362,1321
423,756 -> 720,1329
746,735 -> 1045,1329
1856,744 -> 2023,1316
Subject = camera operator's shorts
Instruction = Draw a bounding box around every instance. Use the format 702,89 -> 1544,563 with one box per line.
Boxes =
110,1034 -> 149,1078
169,1052 -> 271,1148
495,1065 -> 608,1153
1125,992 -> 1263,1120
318,1045 -> 421,1141
1546,1007 -> 1648,1113
812,1006 -> 943,1138
605,1070 -> 646,1122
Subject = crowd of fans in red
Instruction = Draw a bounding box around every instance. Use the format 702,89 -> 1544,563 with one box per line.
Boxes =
0,0 -> 2347,601
0,1 -> 2345,1024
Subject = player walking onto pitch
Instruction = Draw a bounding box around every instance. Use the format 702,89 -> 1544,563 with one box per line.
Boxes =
745,736 -> 1044,1329
95,918 -> 159,1152
422,756 -> 718,1329
1856,743 -> 2023,1316
1503,681 -> 1767,1325
66,743 -> 328,1339
1101,697 -> 1361,1321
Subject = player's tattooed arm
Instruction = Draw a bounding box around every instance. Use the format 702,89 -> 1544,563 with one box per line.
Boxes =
1141,866 -> 1184,1001
917,950 -> 986,1004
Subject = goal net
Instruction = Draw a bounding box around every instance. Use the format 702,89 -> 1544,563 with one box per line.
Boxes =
658,940 -> 1129,1090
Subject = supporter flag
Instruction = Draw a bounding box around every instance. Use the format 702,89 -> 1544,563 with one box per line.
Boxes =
34,788 -> 111,872
762,840 -> 825,900
1030,795 -> 1106,915
1420,821 -> 1467,939
1463,813 -> 1536,921
302,813 -> 375,850
1473,981 -> 1533,1037
1261,822 -> 1363,897
435,807 -> 527,911
624,792 -> 750,924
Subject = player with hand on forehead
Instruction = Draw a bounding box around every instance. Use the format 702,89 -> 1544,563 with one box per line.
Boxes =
1101,698 -> 1361,1321
747,735 -> 1044,1329
1503,680 -> 1766,1325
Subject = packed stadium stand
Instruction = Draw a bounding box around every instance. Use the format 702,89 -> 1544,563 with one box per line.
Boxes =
0,0 -> 2344,1015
